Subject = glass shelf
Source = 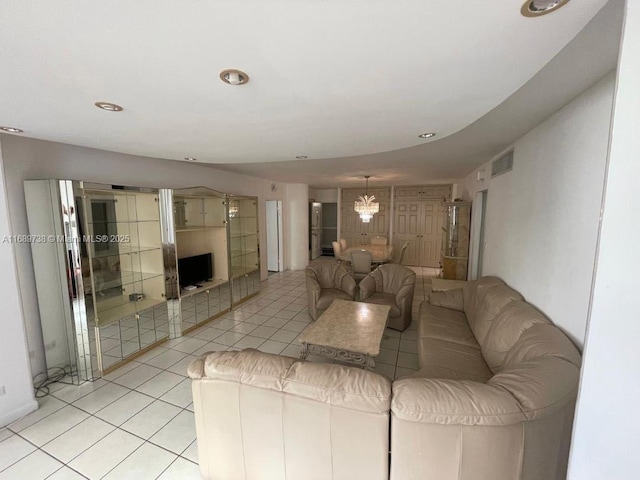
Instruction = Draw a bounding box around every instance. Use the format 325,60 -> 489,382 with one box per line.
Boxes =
94,297 -> 167,327
90,270 -> 164,293
91,246 -> 161,259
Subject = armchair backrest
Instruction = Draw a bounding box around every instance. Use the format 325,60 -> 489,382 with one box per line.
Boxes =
340,238 -> 347,250
305,262 -> 354,291
366,263 -> 416,295
350,250 -> 373,275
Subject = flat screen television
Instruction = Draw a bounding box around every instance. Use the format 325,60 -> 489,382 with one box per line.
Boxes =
178,253 -> 213,287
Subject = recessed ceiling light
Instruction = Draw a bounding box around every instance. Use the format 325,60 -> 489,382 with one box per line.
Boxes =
0,126 -> 23,133
184,157 -> 197,162
219,69 -> 250,86
521,0 -> 571,17
94,101 -> 123,112
295,155 -> 308,160
418,133 -> 436,139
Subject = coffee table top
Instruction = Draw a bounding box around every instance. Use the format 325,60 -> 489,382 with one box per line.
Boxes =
298,299 -> 391,356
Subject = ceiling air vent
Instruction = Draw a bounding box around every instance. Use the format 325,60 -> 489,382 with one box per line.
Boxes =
491,151 -> 514,178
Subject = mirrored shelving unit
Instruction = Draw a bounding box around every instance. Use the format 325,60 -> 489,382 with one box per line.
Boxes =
162,187 -> 232,335
228,195 -> 260,305
25,180 -> 169,382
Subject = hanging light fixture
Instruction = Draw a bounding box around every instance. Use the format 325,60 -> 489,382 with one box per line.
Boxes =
354,176 -> 379,223
228,200 -> 239,218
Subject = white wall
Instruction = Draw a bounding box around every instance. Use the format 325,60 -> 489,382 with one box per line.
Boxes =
569,1 -> 640,477
459,73 -> 615,347
285,184 -> 310,270
309,188 -> 338,203
0,138 -> 38,426
0,135 -> 288,381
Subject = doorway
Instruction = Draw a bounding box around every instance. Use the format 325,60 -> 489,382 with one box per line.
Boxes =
469,190 -> 488,280
266,200 -> 283,272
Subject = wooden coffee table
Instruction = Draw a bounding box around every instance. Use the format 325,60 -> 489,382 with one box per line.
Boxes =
298,299 -> 391,370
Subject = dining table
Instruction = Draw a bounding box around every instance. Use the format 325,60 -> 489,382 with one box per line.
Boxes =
339,245 -> 394,263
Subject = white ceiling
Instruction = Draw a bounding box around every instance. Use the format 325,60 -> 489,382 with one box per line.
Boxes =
0,0 -> 612,176
219,0 -> 623,187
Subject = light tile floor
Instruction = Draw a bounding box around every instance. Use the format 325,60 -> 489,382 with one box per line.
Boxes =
0,262 -> 437,479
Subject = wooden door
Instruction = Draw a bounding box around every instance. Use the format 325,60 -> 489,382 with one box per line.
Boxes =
393,200 -> 422,266
419,200 -> 445,267
340,189 -> 365,247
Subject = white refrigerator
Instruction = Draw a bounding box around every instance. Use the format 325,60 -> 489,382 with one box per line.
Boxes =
310,202 -> 322,260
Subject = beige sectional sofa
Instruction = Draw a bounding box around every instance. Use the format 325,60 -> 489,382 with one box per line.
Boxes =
188,349 -> 391,480
189,276 -> 581,480
391,276 -> 581,479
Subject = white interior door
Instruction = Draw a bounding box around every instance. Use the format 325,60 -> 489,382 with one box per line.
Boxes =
266,201 -> 282,272
393,200 -> 421,265
419,200 -> 445,268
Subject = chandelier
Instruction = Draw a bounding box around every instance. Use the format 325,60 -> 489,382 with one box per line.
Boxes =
354,176 -> 379,223
228,200 -> 239,218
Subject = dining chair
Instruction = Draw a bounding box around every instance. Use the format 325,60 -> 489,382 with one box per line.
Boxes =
371,236 -> 387,246
332,241 -> 342,259
350,250 -> 373,280
397,241 -> 409,265
340,238 -> 347,251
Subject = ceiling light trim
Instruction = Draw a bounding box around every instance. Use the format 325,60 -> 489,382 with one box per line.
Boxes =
521,0 -> 571,17
418,133 -> 436,139
220,69 -> 250,86
94,102 -> 123,112
0,126 -> 23,133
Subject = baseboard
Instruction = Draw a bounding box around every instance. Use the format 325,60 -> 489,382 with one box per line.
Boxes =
0,399 -> 38,428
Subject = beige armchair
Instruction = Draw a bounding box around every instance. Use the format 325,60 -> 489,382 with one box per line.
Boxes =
359,264 -> 416,331
305,262 -> 357,320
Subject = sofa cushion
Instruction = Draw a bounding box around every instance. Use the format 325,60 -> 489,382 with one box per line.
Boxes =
317,288 -> 354,310
198,349 -> 297,391
419,303 -> 468,329
419,303 -> 477,347
489,356 -> 580,420
399,364 -> 493,383
363,292 -> 400,317
190,349 -> 392,414
427,289 -> 464,311
503,323 -> 582,370
471,285 -> 524,345
392,378 -> 526,425
462,276 -> 505,325
285,361 -> 391,414
482,301 -> 550,372
417,338 -> 493,384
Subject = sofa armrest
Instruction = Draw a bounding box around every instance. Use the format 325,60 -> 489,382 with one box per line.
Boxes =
427,289 -> 464,311
359,274 -> 376,300
391,377 -> 525,426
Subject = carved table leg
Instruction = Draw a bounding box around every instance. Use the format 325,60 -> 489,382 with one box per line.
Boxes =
365,356 -> 376,371
299,343 -> 310,360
